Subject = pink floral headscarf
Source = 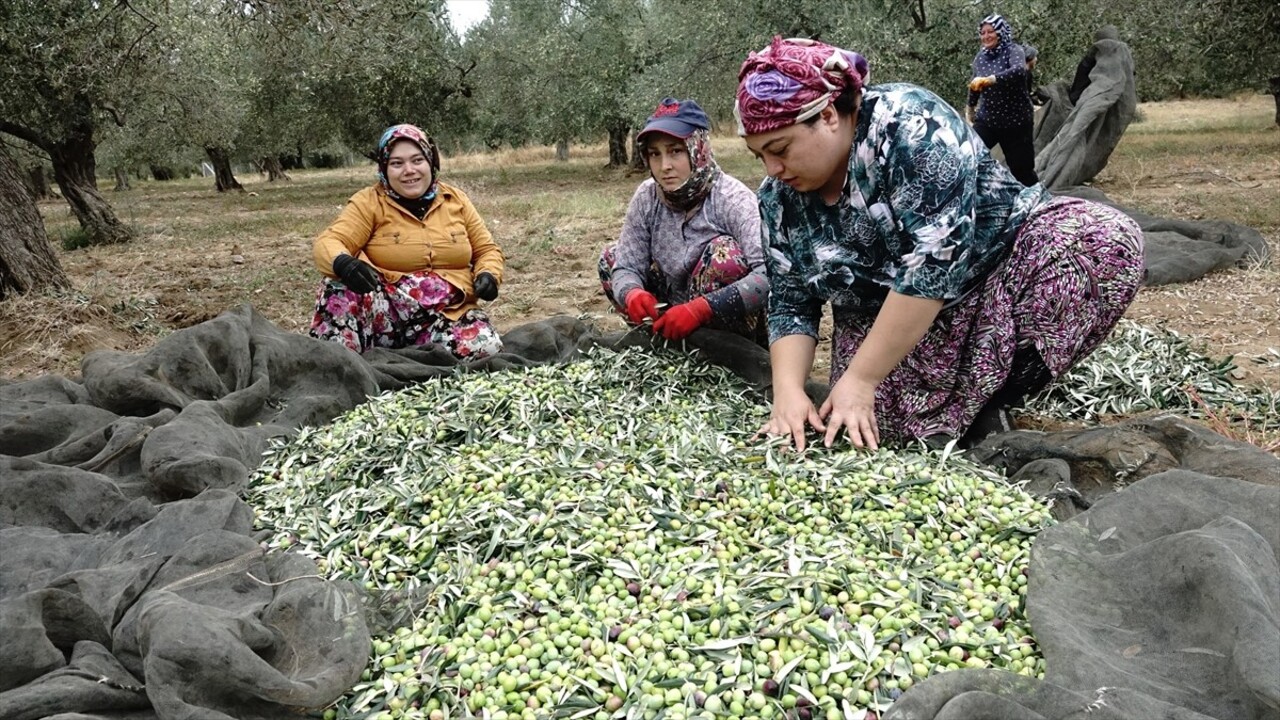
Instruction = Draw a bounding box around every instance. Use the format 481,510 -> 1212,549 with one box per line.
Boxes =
735,37 -> 871,136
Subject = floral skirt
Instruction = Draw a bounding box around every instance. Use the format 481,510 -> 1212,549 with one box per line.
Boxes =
309,271 -> 503,360
599,235 -> 766,344
831,197 -> 1144,444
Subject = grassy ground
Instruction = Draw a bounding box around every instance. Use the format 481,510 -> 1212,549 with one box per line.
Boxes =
5,95 -> 1277,446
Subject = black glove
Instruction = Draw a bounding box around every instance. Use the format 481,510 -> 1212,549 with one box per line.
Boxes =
474,272 -> 499,301
332,254 -> 382,295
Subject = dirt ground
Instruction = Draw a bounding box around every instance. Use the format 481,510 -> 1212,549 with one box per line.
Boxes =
4,96 -> 1277,425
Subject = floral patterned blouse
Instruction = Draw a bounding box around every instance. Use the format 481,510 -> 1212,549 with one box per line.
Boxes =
758,83 -> 1050,343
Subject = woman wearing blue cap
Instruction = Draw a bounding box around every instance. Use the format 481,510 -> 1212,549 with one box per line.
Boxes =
599,98 -> 768,344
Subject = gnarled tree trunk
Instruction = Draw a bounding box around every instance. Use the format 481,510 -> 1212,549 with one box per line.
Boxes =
606,121 -> 629,168
150,165 -> 176,181
262,155 -> 290,181
1270,76 -> 1280,127
0,146 -> 70,299
204,146 -> 243,192
280,144 -> 304,170
113,166 -> 131,191
555,138 -> 569,162
27,165 -> 54,200
47,129 -> 133,246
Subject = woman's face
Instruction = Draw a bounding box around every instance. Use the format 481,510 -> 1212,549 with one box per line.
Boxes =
744,105 -> 850,198
386,140 -> 432,198
644,134 -> 693,192
979,24 -> 1000,50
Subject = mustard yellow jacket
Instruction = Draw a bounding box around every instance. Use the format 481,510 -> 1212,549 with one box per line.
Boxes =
313,182 -> 504,320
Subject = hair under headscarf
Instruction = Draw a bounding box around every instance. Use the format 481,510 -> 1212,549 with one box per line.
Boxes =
735,37 -> 870,136
376,124 -> 440,202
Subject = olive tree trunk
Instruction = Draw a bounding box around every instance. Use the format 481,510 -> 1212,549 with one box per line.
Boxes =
0,145 -> 70,299
204,146 -> 243,192
1270,76 -> 1280,127
27,164 -> 54,200
606,122 -> 630,168
113,166 -> 131,191
2,105 -> 131,246
262,155 -> 291,181
47,134 -> 133,245
280,144 -> 305,170
555,138 -> 569,162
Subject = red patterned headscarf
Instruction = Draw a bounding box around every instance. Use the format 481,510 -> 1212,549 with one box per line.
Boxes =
735,37 -> 871,136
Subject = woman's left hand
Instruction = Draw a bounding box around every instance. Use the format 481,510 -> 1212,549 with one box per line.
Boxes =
819,375 -> 880,450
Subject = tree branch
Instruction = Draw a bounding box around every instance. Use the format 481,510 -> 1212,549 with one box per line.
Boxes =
0,121 -> 51,152
101,103 -> 127,127
0,135 -> 51,162
119,0 -> 161,33
907,0 -> 927,31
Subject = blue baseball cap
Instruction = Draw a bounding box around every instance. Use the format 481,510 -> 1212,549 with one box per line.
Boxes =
637,98 -> 710,141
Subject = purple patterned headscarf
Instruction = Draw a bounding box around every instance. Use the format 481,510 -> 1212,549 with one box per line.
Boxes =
735,37 -> 871,136
376,124 -> 440,201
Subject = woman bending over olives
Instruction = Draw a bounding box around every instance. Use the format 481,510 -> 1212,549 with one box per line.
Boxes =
737,38 -> 1143,450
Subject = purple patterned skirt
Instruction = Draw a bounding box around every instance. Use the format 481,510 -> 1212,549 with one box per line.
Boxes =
831,197 -> 1144,443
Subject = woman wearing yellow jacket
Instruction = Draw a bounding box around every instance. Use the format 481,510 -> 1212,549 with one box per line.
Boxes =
310,124 -> 505,360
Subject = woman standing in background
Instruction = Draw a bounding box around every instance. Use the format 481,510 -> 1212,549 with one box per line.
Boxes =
967,14 -> 1039,186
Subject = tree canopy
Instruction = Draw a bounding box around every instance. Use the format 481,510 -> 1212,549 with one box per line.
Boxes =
2,0 -> 1274,245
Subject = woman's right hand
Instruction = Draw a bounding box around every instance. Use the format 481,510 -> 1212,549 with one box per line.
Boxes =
758,388 -> 825,452
332,254 -> 382,294
624,289 -> 661,324
968,75 -> 996,92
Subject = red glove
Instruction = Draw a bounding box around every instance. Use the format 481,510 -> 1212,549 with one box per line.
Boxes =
624,289 -> 661,324
652,297 -> 712,340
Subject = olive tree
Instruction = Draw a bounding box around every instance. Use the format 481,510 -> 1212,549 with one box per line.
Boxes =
263,0 -> 472,152
0,1 -> 178,245
465,0 -> 582,153
465,0 -> 654,167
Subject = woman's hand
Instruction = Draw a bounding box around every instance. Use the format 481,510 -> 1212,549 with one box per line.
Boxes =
819,375 -> 880,450
968,75 -> 996,92
623,289 -> 661,324
332,254 -> 382,294
474,272 -> 499,301
758,387 -> 825,452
